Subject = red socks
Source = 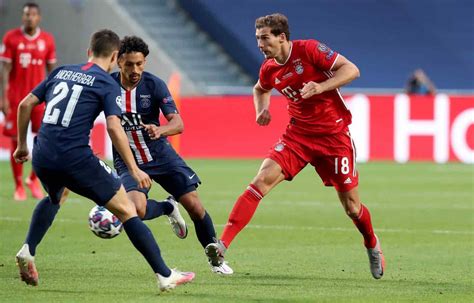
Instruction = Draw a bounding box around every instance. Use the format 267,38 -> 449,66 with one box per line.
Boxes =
221,184 -> 263,248
352,204 -> 377,249
10,139 -> 23,188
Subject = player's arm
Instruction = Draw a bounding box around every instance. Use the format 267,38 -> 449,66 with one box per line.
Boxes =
141,113 -> 183,140
300,55 -> 360,98
46,62 -> 56,74
13,93 -> 41,163
253,81 -> 272,126
106,115 -> 151,189
0,61 -> 12,115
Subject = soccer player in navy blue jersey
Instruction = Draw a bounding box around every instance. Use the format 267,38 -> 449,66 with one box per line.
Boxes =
13,29 -> 195,291
112,36 -> 233,275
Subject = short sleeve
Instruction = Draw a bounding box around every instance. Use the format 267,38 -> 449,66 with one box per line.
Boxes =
46,34 -> 57,64
258,64 -> 272,91
103,82 -> 122,117
0,32 -> 13,62
155,78 -> 178,116
31,80 -> 48,101
305,39 -> 339,71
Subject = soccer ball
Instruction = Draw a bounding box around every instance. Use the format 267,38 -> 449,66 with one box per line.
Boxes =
88,206 -> 123,239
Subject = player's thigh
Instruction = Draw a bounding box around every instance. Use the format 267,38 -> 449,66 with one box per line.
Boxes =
66,156 -> 122,206
153,165 -> 200,200
266,140 -> 307,182
33,165 -> 66,204
30,104 -> 45,133
104,186 -> 137,222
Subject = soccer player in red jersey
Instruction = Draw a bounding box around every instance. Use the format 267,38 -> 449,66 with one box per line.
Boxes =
0,3 -> 56,201
206,13 -> 385,279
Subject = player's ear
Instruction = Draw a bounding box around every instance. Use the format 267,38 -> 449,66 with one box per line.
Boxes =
110,50 -> 118,65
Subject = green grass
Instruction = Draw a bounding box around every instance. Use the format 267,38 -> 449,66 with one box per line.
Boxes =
0,160 -> 473,302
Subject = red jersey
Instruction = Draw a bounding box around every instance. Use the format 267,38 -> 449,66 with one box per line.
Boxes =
0,27 -> 56,105
259,39 -> 352,135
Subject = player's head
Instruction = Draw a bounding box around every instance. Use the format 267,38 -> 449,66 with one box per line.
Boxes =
88,29 -> 121,72
117,36 -> 149,86
22,2 -> 41,32
255,13 -> 290,59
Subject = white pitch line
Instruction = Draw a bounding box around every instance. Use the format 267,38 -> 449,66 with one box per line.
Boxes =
1,216 -> 472,235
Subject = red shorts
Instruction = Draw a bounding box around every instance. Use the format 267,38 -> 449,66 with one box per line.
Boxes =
3,103 -> 45,137
267,127 -> 358,192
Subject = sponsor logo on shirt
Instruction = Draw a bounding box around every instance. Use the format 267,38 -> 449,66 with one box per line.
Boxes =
282,72 -> 293,79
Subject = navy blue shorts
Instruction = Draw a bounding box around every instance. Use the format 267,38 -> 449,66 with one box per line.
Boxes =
120,164 -> 201,200
34,155 -> 121,206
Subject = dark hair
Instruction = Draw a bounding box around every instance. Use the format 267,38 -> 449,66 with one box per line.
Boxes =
89,29 -> 120,58
23,2 -> 40,13
255,13 -> 290,40
118,36 -> 149,58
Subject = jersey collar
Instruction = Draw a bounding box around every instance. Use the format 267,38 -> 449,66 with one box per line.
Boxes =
21,26 -> 41,41
273,41 -> 293,66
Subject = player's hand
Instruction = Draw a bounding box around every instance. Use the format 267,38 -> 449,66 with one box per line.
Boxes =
141,123 -> 162,140
13,145 -> 29,163
300,81 -> 326,99
130,168 -> 152,189
256,109 -> 272,126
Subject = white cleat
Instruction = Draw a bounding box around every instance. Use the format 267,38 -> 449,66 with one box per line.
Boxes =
166,196 -> 188,239
367,234 -> 385,279
209,261 -> 234,275
16,244 -> 39,286
157,269 -> 195,291
205,239 -> 233,275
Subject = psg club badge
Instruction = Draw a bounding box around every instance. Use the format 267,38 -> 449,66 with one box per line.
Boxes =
141,97 -> 151,109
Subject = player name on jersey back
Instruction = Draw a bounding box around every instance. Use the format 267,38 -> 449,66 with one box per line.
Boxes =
54,69 -> 95,86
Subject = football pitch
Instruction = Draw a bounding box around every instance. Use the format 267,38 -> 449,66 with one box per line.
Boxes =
0,160 -> 473,302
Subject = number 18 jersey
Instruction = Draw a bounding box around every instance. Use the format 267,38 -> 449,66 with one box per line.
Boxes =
259,39 -> 352,136
31,62 -> 122,169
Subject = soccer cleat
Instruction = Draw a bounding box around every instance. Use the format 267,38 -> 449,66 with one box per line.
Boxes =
25,177 -> 44,199
14,186 -> 27,201
367,234 -> 385,279
166,196 -> 188,239
209,261 -> 234,275
156,269 -> 195,291
16,244 -> 39,286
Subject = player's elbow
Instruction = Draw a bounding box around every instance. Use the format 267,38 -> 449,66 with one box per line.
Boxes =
351,64 -> 360,80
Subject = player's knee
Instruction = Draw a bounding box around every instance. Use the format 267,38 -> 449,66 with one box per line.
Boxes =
180,197 -> 205,220
136,205 -> 146,219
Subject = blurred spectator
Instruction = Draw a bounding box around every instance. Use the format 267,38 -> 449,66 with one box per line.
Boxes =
406,69 -> 436,95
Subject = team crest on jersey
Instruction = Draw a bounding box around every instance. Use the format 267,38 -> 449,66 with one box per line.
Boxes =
295,62 -> 304,75
274,143 -> 285,152
37,39 -> 45,52
140,97 -> 151,108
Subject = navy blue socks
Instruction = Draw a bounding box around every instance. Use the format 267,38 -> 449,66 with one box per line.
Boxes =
25,197 -> 60,256
142,199 -> 174,220
192,211 -> 216,248
123,216 -> 171,277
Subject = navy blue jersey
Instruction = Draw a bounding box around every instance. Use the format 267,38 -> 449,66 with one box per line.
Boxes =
110,71 -> 178,169
32,62 -> 122,168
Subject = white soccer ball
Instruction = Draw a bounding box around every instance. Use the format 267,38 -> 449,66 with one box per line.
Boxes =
88,205 -> 123,239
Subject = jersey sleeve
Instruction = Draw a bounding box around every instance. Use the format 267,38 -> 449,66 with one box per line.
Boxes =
154,78 -> 178,115
0,32 -> 13,62
103,81 -> 122,117
30,67 -> 61,102
258,63 -> 272,91
305,39 -> 339,71
46,34 -> 57,64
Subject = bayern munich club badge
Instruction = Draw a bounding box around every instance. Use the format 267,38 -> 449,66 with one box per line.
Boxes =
295,63 -> 304,74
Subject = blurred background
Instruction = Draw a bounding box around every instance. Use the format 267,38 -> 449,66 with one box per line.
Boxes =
1,0 -> 473,163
